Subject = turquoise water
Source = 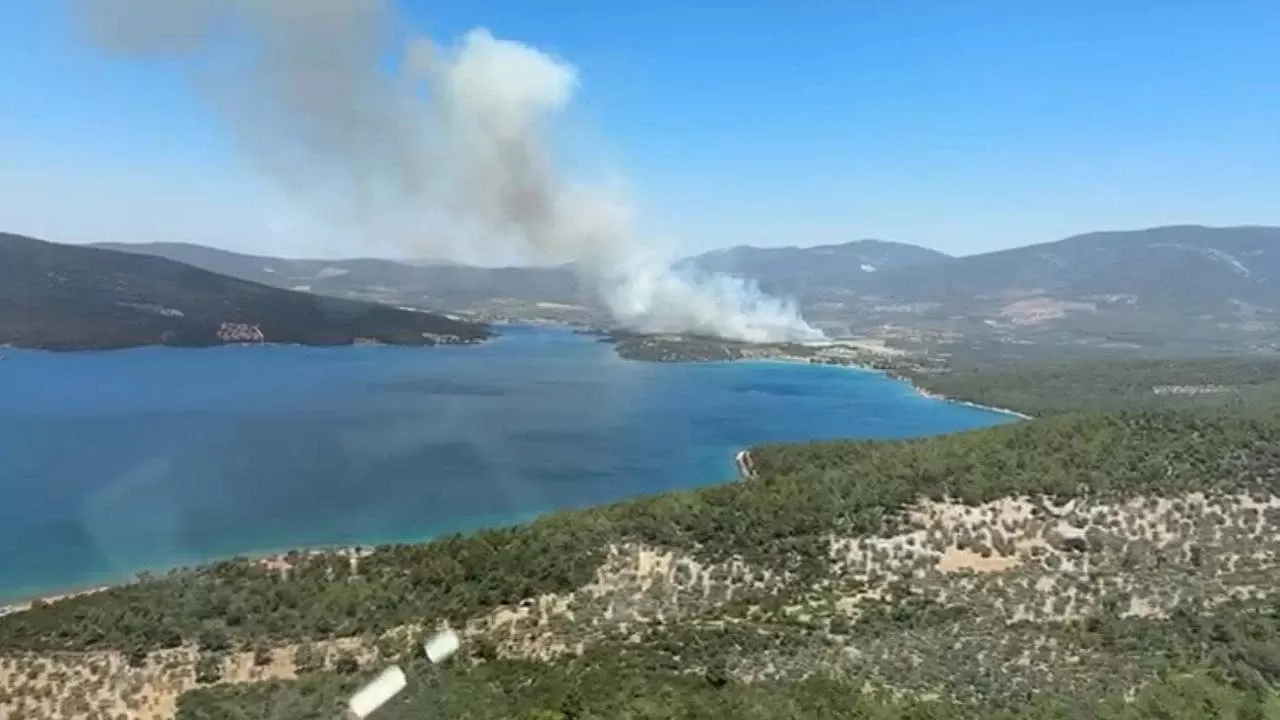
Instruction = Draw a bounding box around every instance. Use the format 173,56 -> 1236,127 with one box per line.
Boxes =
0,326 -> 1013,601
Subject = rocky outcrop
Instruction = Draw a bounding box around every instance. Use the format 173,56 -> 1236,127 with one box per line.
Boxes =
216,322 -> 266,343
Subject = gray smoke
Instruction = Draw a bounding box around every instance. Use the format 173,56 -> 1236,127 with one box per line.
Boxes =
73,0 -> 824,343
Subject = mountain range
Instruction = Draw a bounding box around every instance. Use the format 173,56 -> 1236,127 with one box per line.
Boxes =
675,238 -> 952,287
760,225 -> 1280,359
95,225 -> 1280,359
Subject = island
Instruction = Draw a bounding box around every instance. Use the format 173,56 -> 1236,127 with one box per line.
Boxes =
2,355 -> 1280,719
0,232 -> 492,351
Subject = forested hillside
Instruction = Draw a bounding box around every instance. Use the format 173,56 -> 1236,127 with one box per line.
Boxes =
0,233 -> 490,350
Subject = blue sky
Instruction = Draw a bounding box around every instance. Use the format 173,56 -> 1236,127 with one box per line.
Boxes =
1,1 -> 1278,259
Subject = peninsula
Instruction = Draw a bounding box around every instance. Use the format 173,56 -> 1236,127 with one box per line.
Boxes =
599,329 -> 931,371
0,232 -> 492,351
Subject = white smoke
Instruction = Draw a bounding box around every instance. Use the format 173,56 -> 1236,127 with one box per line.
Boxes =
72,0 -> 824,343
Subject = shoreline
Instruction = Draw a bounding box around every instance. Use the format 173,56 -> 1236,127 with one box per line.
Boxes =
728,356 -> 1033,487
0,511 -> 555,617
0,584 -> 114,619
902,380 -> 1034,420
0,336 -> 494,355
1,339 -> 1027,618
0,546 -> 378,619
756,353 -> 1034,421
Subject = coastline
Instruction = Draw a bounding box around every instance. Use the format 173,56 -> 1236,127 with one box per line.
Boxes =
724,354 -> 1032,487
0,585 -> 113,619
755,353 -> 1035,421
902,379 -> 1034,420
2,335 -> 493,355
1,338 -> 1025,618
0,510 -> 553,618
0,546 -> 377,619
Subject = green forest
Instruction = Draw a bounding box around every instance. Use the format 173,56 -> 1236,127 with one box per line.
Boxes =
911,355 -> 1280,417
6,355 -> 1280,718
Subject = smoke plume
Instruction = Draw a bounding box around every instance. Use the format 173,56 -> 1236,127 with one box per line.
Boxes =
73,0 -> 824,343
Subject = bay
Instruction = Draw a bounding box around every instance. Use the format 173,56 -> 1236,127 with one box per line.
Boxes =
0,326 -> 1013,601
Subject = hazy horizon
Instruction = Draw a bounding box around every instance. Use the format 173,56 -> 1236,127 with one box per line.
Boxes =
77,221 -> 1275,266
2,1 -> 1278,263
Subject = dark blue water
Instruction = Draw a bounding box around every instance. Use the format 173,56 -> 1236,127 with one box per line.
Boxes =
0,326 -> 1013,601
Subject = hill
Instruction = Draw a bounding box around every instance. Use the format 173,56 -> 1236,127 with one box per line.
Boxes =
677,238 -> 951,294
0,233 -> 491,351
94,241 -> 595,325
886,225 -> 1280,306
821,225 -> 1280,357
4,352 -> 1280,718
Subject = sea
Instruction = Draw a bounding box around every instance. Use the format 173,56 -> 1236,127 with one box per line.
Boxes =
0,325 -> 1014,602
